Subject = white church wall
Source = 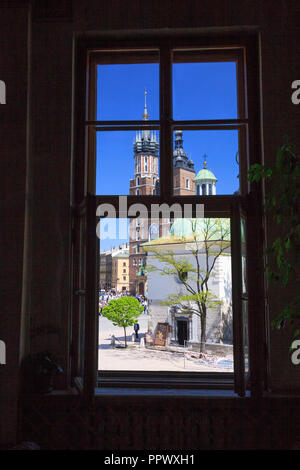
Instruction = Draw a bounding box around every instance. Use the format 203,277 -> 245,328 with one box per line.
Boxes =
146,242 -> 233,346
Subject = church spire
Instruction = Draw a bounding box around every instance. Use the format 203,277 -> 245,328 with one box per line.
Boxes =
142,89 -> 149,120
133,91 -> 159,156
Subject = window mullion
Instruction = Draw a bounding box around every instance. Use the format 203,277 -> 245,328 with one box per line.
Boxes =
159,45 -> 173,201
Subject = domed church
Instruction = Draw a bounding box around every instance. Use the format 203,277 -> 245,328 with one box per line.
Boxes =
195,156 -> 218,195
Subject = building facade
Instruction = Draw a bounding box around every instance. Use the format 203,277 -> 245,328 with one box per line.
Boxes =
144,218 -> 233,350
111,249 -> 129,292
128,94 -> 215,295
99,243 -> 129,291
173,130 -> 196,195
128,108 -> 231,348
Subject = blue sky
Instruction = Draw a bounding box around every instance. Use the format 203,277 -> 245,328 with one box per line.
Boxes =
96,61 -> 238,250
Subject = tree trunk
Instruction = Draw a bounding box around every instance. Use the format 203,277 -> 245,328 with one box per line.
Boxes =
124,327 -> 127,348
200,305 -> 207,353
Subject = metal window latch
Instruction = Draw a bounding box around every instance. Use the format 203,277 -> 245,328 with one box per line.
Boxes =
75,289 -> 86,296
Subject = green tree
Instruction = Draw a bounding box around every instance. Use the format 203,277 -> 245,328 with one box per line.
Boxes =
248,142 -> 300,338
102,296 -> 144,347
145,218 -> 231,353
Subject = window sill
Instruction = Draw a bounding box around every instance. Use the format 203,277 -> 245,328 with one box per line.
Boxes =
97,370 -> 235,393
95,387 -> 249,397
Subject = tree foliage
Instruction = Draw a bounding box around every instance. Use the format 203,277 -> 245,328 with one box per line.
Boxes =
102,296 -> 144,347
248,142 -> 300,336
145,218 -> 231,352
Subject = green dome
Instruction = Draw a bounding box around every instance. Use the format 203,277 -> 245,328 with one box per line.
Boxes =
170,218 -> 198,237
170,218 -> 230,241
194,168 -> 217,181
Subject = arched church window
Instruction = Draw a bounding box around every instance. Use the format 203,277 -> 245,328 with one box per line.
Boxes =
149,223 -> 159,241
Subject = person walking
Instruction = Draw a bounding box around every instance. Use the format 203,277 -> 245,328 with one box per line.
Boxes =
134,323 -> 140,341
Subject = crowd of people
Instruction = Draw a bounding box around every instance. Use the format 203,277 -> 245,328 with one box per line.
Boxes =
135,294 -> 148,314
99,289 -> 148,315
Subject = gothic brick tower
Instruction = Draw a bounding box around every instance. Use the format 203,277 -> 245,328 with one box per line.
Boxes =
129,91 -> 160,295
129,91 -> 159,196
173,130 -> 196,195
129,98 -> 197,295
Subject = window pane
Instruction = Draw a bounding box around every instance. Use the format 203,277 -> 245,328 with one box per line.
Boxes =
98,217 -> 233,373
172,129 -> 240,195
96,56 -> 159,121
96,130 -> 160,195
173,60 -> 237,120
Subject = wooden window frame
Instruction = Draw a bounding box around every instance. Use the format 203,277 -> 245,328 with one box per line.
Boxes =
72,32 -> 267,398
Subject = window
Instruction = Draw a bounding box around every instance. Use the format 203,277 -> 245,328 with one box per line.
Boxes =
74,33 -> 266,397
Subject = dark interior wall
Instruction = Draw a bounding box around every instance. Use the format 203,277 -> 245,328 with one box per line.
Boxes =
1,0 -> 300,447
29,20 -> 73,389
0,2 -> 30,447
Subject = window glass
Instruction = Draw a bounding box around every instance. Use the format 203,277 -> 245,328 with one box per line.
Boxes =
172,130 -> 240,195
85,44 -> 255,393
98,217 -> 233,372
97,59 -> 159,121
173,58 -> 237,120
96,130 -> 160,195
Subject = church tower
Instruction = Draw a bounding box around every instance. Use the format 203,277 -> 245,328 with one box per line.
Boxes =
194,155 -> 218,195
129,91 -> 160,295
129,90 -> 159,196
173,130 -> 196,195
